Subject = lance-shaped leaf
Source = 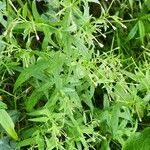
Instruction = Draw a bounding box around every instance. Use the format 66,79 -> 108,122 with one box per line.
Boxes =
0,109 -> 18,140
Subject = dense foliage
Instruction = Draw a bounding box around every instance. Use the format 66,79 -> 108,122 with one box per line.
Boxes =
0,0 -> 150,149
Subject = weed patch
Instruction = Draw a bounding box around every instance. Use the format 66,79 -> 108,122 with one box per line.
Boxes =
0,0 -> 150,149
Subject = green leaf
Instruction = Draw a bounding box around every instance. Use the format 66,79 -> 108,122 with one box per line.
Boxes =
138,20 -> 145,44
42,27 -> 50,50
29,117 -> 49,122
136,103 -> 144,121
103,94 -> 110,109
140,14 -> 150,20
129,0 -> 134,9
123,127 -> 150,150
127,23 -> 138,41
0,101 -> 7,109
0,12 -> 7,28
32,0 -> 40,20
100,139 -> 110,150
17,137 -> 36,147
22,3 -> 28,18
28,109 -> 50,117
62,8 -> 71,29
26,82 -> 53,112
44,90 -> 59,108
75,65 -> 86,79
111,105 -> 119,138
14,59 -> 50,90
121,70 -> 137,81
0,109 -> 18,140
145,0 -> 150,10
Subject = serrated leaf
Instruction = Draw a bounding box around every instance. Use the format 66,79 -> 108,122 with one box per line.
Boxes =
14,59 -> 50,90
0,109 -> 18,140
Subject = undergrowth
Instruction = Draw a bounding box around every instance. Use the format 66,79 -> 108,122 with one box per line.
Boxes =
0,0 -> 150,149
